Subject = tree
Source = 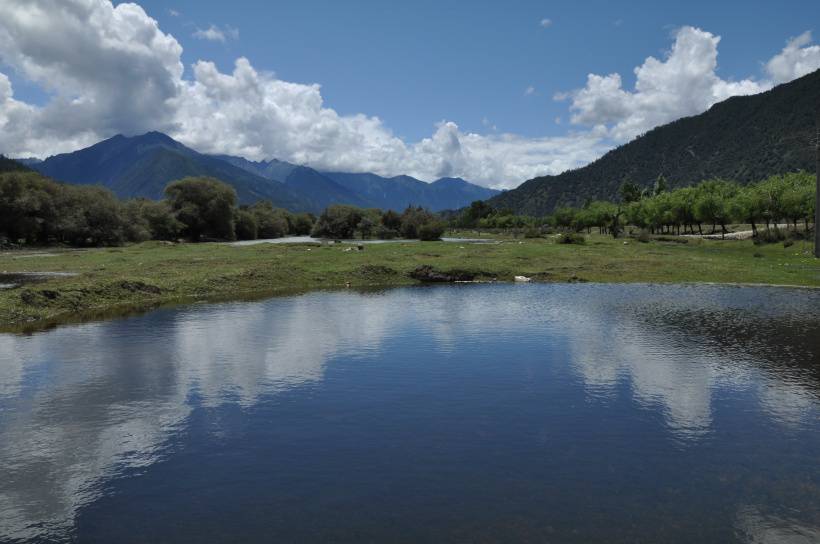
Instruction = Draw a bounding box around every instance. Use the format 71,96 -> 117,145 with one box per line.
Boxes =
654,174 -> 669,196
460,200 -> 494,227
311,205 -> 363,239
728,186 -> 765,235
619,181 -> 642,204
165,177 -> 237,241
552,207 -> 577,230
125,198 -> 182,241
249,201 -> 289,238
381,209 -> 402,231
694,179 -> 738,238
290,213 -> 315,235
418,221 -> 446,241
399,206 -> 436,239
235,209 -> 259,240
0,171 -> 59,244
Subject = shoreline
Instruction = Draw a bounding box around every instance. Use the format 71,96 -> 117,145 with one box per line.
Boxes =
1,236 -> 818,333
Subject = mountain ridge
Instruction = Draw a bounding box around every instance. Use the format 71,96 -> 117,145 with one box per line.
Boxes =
32,132 -> 311,210
24,133 -> 498,213
487,68 -> 820,215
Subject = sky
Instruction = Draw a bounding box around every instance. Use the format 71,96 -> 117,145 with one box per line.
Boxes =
1,0 -> 819,188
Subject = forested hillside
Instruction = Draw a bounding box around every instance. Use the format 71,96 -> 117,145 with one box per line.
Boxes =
489,69 -> 820,215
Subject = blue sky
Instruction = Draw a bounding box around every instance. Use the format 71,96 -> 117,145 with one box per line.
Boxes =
1,0 -> 819,187
124,0 -> 820,140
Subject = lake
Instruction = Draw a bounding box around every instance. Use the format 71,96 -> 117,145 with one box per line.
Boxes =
1,284 -> 818,543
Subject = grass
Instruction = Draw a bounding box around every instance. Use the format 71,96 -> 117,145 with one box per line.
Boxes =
1,233 -> 818,331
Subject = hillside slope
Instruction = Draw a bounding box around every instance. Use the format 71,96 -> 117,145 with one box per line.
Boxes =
489,69 -> 820,215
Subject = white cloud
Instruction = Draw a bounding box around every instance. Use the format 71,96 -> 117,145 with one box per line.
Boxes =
561,26 -> 779,142
559,26 -> 820,144
168,8 -> 180,17
765,31 -> 820,83
0,2 -> 818,189
193,24 -> 239,43
524,85 -> 536,96
540,18 -> 552,28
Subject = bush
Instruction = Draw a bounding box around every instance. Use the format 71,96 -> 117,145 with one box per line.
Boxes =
418,221 -> 446,241
636,230 -> 651,243
557,232 -> 586,244
311,205 -> 364,239
523,227 -> 542,238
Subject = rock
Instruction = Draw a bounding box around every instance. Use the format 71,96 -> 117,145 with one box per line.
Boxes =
514,275 -> 532,282
409,265 -> 476,283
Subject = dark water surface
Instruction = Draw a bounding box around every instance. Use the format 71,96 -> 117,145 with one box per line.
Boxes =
1,284 -> 819,543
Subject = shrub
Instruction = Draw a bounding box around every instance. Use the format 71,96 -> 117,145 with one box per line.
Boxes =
418,221 -> 446,241
523,227 -> 542,238
311,205 -> 363,239
557,232 -> 586,244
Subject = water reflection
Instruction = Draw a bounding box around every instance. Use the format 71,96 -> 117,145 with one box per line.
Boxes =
0,284 -> 818,542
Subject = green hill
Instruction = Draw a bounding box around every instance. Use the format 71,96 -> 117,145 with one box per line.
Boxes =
489,69 -> 820,216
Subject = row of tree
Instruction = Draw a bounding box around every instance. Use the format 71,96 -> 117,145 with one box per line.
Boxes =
311,204 -> 446,240
0,172 -> 451,246
0,173 -> 314,246
452,172 -> 816,238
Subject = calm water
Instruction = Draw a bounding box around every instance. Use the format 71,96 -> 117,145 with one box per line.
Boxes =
1,284 -> 819,543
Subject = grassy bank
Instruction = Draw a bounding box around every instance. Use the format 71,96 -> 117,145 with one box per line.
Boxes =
1,234 -> 819,331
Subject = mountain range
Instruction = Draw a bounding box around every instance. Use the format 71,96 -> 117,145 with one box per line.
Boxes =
488,68 -> 820,215
21,133 -> 499,213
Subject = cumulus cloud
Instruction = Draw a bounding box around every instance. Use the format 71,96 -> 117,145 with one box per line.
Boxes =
765,31 -> 820,83
0,0 -> 182,155
540,18 -> 552,28
524,85 -> 536,96
560,26 -> 820,144
193,24 -> 239,43
561,26 -> 781,142
0,2 -> 818,189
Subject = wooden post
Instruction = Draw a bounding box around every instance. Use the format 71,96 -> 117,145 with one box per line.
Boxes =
816,106 -> 820,257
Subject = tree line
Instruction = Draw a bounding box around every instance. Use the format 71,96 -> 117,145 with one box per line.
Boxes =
0,172 -> 314,246
452,172 -> 816,239
0,171 -> 450,247
310,204 -> 446,240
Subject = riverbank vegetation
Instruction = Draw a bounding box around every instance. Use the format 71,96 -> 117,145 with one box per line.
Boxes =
0,172 -> 315,247
450,173 -> 816,242
0,171 -> 452,246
